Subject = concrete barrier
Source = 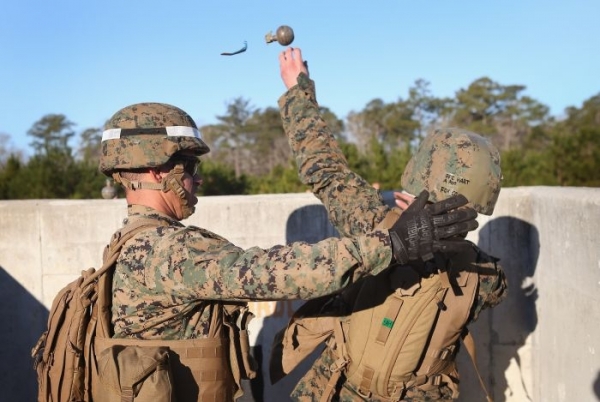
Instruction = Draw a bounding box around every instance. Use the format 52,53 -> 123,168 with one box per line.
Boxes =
0,186 -> 598,401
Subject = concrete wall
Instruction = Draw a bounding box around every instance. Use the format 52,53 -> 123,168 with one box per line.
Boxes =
0,187 -> 599,401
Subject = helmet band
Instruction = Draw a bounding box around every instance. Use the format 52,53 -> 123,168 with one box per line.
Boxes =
102,126 -> 202,142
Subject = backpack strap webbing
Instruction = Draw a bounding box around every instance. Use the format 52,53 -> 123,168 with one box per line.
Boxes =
96,217 -> 169,339
223,302 -> 258,400
320,318 -> 350,402
461,329 -> 494,402
378,207 -> 401,230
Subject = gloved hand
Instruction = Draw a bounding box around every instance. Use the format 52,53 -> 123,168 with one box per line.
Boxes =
389,190 -> 478,264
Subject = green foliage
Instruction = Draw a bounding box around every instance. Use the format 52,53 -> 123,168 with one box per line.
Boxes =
71,161 -> 109,199
197,159 -> 250,196
28,114 -> 75,156
346,137 -> 411,190
77,128 -> 102,163
449,77 -> 550,150
0,154 -> 24,199
1,85 -> 598,200
22,150 -> 76,198
549,126 -> 600,186
0,113 -> 108,199
548,93 -> 600,187
248,163 -> 307,194
500,148 -> 557,187
346,98 -> 418,153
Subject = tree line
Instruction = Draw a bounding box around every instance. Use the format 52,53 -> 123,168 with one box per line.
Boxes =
1,76 -> 599,200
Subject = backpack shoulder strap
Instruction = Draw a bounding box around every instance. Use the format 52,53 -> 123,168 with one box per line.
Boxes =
88,218 -> 168,340
377,207 -> 402,230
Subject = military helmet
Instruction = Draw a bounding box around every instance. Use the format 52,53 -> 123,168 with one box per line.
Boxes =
99,102 -> 210,176
401,127 -> 502,215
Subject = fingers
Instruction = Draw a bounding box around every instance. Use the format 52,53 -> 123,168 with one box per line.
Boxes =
425,194 -> 469,215
393,191 -> 414,211
431,207 -> 477,227
426,195 -> 478,238
280,48 -> 304,66
436,239 -> 474,254
292,47 -> 303,62
279,48 -> 308,90
406,190 -> 429,212
435,219 -> 479,239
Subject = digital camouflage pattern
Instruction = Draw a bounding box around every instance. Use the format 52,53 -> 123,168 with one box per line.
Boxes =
100,102 -> 210,175
279,74 -> 391,239
278,73 -> 507,401
112,204 -> 394,339
401,128 -> 502,215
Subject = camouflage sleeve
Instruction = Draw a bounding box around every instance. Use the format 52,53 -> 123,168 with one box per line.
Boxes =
278,73 -> 390,238
117,225 -> 393,303
470,255 -> 508,322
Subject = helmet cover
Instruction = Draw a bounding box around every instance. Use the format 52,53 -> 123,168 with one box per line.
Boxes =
401,127 -> 502,215
99,102 -> 209,175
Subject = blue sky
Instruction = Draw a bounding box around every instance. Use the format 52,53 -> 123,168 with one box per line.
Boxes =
1,0 -> 598,155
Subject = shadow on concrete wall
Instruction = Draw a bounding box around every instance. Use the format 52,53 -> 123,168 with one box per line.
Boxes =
476,217 -> 540,402
594,370 -> 600,401
245,204 -> 339,402
245,209 -> 543,401
0,266 -> 48,401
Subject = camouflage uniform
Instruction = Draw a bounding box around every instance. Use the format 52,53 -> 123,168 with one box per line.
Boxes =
278,73 -> 507,401
112,204 -> 393,340
97,102 -> 406,401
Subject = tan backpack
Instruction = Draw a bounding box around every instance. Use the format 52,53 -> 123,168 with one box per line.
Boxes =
32,219 -> 257,402
270,210 -> 494,402
32,219 -> 164,402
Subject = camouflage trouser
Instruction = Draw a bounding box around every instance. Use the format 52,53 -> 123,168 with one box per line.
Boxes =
290,348 -> 454,402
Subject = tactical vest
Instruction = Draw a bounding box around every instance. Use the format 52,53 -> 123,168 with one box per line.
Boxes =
88,219 -> 257,402
270,209 -> 493,402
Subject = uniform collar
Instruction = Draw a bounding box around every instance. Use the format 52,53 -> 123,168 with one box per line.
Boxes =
124,204 -> 183,227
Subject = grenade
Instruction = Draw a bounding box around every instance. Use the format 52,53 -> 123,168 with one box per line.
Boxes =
101,179 -> 117,199
265,25 -> 294,46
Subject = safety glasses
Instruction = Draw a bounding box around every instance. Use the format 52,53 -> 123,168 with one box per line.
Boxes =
171,155 -> 201,176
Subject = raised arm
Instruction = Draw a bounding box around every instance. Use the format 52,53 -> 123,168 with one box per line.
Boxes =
278,47 -> 389,238
278,48 -> 480,264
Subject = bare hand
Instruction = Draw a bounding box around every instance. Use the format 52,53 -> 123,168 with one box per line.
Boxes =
393,191 -> 415,211
279,48 -> 309,90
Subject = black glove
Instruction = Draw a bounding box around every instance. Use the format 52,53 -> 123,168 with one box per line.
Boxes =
389,190 -> 478,264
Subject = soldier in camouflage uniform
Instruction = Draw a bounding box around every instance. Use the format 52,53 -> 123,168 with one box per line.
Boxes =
98,101 -> 479,401
275,47 -> 508,401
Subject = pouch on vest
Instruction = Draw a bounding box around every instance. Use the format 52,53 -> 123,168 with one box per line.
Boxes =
92,336 -> 233,402
269,293 -> 348,384
224,302 -> 258,400
94,345 -> 174,402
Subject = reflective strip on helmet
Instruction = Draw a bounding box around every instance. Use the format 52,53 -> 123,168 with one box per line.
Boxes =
101,126 -> 202,142
101,128 -> 122,141
165,126 -> 202,139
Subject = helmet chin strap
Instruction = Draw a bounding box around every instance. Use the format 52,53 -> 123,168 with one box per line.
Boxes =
113,164 -> 195,220
161,166 -> 195,220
